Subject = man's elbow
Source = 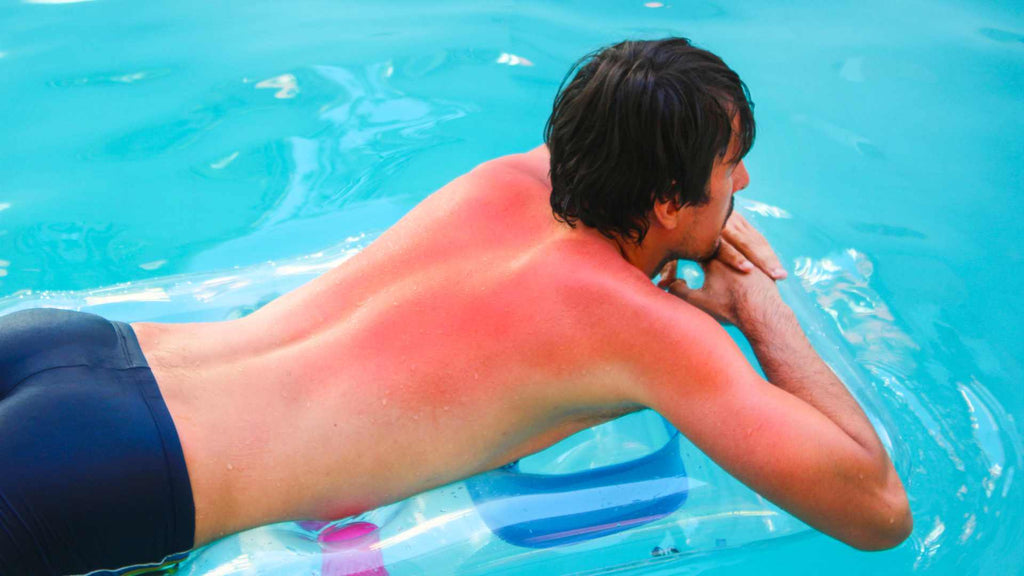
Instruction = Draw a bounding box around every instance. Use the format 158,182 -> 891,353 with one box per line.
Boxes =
849,486 -> 914,551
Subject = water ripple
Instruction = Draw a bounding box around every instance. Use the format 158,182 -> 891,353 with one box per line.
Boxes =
246,62 -> 473,229
8,221 -> 138,291
49,68 -> 173,87
792,246 -> 1023,571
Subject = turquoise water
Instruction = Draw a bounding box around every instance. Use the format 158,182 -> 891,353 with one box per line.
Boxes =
1,0 -> 1022,574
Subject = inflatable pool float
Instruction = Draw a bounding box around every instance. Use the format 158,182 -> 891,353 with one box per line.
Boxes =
2,223 -> 905,576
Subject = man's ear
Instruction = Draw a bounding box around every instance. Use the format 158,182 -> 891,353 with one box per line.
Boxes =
651,198 -> 682,231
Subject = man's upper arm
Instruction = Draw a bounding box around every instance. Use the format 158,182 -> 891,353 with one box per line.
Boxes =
636,298 -> 902,549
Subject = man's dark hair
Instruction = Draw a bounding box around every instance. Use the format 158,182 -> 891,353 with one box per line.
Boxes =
545,38 -> 755,244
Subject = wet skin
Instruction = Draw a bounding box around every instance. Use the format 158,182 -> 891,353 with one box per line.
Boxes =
132,141 -> 910,551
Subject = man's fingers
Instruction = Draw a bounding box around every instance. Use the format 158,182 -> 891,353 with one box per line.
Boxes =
657,260 -> 678,289
665,279 -> 713,312
717,240 -> 753,274
665,278 -> 693,300
658,261 -> 691,299
723,214 -> 787,280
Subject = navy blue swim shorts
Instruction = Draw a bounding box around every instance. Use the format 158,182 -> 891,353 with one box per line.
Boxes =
0,308 -> 195,575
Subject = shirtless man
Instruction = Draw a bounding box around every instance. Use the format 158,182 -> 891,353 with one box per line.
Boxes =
0,38 -> 911,575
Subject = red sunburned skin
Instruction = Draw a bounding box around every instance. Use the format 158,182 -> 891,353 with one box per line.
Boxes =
133,143 -> 907,554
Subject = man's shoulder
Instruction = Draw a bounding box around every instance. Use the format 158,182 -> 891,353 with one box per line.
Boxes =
541,269 -> 740,411
560,266 -> 721,353
598,272 -> 740,369
470,146 -> 550,186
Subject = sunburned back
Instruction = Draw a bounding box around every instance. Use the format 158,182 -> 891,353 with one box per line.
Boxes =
134,150 -> 653,546
132,147 -> 912,554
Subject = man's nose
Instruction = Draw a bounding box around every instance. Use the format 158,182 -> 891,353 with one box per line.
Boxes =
733,161 -> 750,193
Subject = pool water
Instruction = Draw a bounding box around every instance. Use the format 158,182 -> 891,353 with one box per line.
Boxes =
1,0 -> 1021,574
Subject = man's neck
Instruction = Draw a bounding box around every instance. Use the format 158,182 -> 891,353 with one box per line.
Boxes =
601,232 -> 670,280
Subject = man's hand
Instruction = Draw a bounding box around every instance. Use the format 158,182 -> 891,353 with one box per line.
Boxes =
657,258 -> 780,327
718,212 -> 787,280
657,212 -> 786,326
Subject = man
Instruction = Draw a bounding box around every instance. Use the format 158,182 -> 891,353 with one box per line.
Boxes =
0,38 -> 911,575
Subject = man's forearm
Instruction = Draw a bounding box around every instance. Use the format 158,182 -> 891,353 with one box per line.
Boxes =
736,295 -> 889,461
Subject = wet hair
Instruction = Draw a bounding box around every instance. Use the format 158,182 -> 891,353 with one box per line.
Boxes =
545,38 -> 755,244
